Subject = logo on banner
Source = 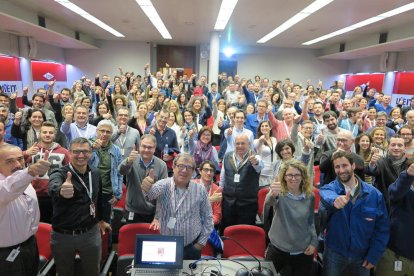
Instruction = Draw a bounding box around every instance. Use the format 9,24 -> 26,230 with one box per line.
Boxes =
43,72 -> 55,80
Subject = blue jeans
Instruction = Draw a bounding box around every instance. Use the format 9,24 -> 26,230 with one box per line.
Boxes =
323,247 -> 370,276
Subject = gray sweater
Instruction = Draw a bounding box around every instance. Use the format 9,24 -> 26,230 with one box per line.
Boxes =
118,155 -> 168,215
266,192 -> 318,253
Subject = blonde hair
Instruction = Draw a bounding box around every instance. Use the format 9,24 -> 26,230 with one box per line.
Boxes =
278,159 -> 313,197
167,100 -> 183,126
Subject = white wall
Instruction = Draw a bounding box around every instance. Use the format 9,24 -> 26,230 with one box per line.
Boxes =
199,46 -> 348,87
65,40 -> 150,85
0,32 -> 19,56
347,50 -> 414,73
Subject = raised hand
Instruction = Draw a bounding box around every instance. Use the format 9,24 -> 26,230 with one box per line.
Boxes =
407,163 -> 414,176
23,86 -> 29,95
93,139 -> 103,150
141,169 -> 155,192
128,145 -> 139,164
210,190 -> 222,203
60,172 -> 75,199
248,151 -> 258,166
270,176 -> 282,197
118,124 -> 127,134
26,144 -> 40,156
14,109 -> 23,125
334,191 -> 350,209
28,150 -> 51,177
369,149 -> 381,167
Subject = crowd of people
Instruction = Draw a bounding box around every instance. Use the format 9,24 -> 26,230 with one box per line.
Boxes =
0,64 -> 413,276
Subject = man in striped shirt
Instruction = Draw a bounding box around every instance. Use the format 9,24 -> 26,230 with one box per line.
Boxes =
141,153 -> 213,260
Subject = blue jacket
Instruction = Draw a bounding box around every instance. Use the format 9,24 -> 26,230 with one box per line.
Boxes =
89,143 -> 123,200
320,178 -> 389,265
245,113 -> 268,138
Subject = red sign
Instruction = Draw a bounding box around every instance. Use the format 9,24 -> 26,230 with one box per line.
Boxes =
393,72 -> 414,95
31,60 -> 67,82
0,56 -> 21,81
345,74 -> 384,92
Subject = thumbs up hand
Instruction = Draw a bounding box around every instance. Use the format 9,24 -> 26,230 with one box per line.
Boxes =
334,191 -> 351,209
27,150 -> 51,177
128,144 -> 139,164
60,172 -> 75,199
141,169 -> 155,192
270,176 -> 282,198
248,151 -> 259,166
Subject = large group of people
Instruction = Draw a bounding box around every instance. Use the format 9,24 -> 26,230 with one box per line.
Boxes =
0,64 -> 413,276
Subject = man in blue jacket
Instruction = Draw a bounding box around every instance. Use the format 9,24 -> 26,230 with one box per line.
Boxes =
320,150 -> 389,276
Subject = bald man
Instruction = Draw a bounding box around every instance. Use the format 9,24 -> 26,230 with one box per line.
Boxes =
319,130 -> 365,186
219,134 -> 263,232
0,144 -> 51,275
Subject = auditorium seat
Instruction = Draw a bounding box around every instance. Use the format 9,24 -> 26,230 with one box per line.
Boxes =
116,223 -> 160,276
257,187 -> 270,224
314,165 -> 321,187
36,223 -> 53,272
222,225 -> 266,260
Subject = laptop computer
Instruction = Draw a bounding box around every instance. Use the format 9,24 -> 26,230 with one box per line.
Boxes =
132,234 -> 184,276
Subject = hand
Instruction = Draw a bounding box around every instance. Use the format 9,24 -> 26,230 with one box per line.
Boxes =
369,150 -> 381,167
258,135 -> 266,144
188,129 -> 194,138
141,169 -> 155,193
163,153 -> 173,161
96,73 -> 100,79
65,112 -> 73,122
14,110 -> 23,124
304,245 -> 316,255
60,172 -> 75,199
270,176 -> 281,197
303,138 -> 313,152
28,151 -> 51,177
217,118 -> 223,128
399,99 -> 404,105
48,80 -> 55,87
362,260 -> 375,270
128,145 -> 139,163
26,144 -> 40,156
334,191 -> 350,209
248,151 -> 258,165
102,113 -> 112,119
93,139 -> 103,150
98,220 -> 112,235
149,218 -> 160,230
9,92 -> 17,100
407,163 -> 414,176
210,191 -> 222,203
194,242 -> 204,251
118,124 -> 127,134
165,63 -> 170,68
53,93 -> 59,101
109,196 -> 118,207
23,86 -> 29,95
227,127 -> 233,136
149,126 -> 156,135
144,63 -> 149,70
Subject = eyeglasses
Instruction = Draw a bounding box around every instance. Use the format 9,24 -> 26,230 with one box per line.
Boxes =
285,174 -> 302,179
175,164 -> 194,172
140,145 -> 155,150
71,149 -> 91,155
201,168 -> 215,173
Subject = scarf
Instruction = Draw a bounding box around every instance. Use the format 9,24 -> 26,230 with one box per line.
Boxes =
193,141 -> 214,167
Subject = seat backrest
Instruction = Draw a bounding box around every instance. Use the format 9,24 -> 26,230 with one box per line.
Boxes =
201,241 -> 215,257
223,225 -> 266,259
115,185 -> 127,209
117,223 -> 160,256
314,165 -> 321,187
257,188 -> 270,219
36,223 -> 52,260
313,188 -> 320,213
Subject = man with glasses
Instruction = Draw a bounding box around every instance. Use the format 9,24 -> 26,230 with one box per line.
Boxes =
398,126 -> 414,157
219,134 -> 263,232
89,120 -> 123,222
141,153 -> 213,260
49,137 -> 111,276
119,134 -> 167,224
366,112 -> 395,139
111,107 -> 140,159
61,105 -> 97,145
245,99 -> 269,137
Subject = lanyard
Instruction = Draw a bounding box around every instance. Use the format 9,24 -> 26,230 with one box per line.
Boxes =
117,126 -> 128,148
75,124 -> 90,139
69,163 -> 93,202
264,138 -> 275,162
231,151 -> 250,173
170,180 -> 189,214
283,121 -> 292,137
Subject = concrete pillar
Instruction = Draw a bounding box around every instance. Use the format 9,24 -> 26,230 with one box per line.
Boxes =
18,36 -> 34,96
208,31 -> 220,85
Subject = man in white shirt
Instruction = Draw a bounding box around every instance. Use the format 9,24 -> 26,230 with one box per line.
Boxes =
0,144 -> 51,275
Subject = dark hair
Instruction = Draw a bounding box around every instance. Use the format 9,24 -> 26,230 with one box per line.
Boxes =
31,93 -> 45,101
41,121 -> 56,130
26,109 -> 46,125
199,160 -> 216,172
347,107 -> 362,117
323,111 -> 338,121
355,133 -> 373,160
398,125 -> 414,135
197,126 -> 214,142
256,120 -> 273,139
275,139 -> 295,159
331,150 -> 354,165
96,102 -> 110,116
70,137 -> 91,150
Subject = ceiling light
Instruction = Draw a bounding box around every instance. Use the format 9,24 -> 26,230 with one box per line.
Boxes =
54,0 -> 124,37
214,0 -> 239,30
136,0 -> 172,39
257,0 -> 334,43
223,47 -> 235,57
303,2 -> 414,45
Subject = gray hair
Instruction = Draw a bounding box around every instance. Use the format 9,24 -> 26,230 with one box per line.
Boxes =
97,119 -> 115,132
140,134 -> 157,146
173,152 -> 196,170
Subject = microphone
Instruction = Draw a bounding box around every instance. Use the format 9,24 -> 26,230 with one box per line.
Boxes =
221,236 -> 274,276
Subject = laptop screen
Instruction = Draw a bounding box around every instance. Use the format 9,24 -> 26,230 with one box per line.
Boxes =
134,235 -> 184,269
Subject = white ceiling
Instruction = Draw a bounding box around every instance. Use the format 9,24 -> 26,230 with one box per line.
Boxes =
1,0 -> 414,59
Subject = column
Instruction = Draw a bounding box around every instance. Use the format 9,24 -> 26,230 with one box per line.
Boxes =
208,31 -> 220,85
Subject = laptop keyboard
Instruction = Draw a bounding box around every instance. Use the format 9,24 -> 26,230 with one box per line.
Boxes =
133,269 -> 180,276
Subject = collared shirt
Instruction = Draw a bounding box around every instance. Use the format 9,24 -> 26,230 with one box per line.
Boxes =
0,168 -> 39,247
146,177 -> 213,246
224,127 -> 254,154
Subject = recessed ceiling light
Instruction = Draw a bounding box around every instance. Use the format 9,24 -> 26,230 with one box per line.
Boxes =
303,2 -> 414,45
136,0 -> 172,39
214,0 -> 239,30
54,0 -> 124,37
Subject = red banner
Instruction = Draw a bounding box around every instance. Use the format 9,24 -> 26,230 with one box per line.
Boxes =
31,60 -> 67,82
393,72 -> 414,95
0,56 -> 21,81
345,74 -> 384,92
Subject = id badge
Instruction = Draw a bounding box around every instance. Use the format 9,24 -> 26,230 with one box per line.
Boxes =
121,148 -> 125,156
394,260 -> 402,271
167,217 -> 176,229
6,247 -> 20,262
90,203 -> 96,218
128,212 -> 134,220
234,174 -> 240,183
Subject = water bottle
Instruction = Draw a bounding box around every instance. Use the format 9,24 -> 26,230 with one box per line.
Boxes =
163,144 -> 169,156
